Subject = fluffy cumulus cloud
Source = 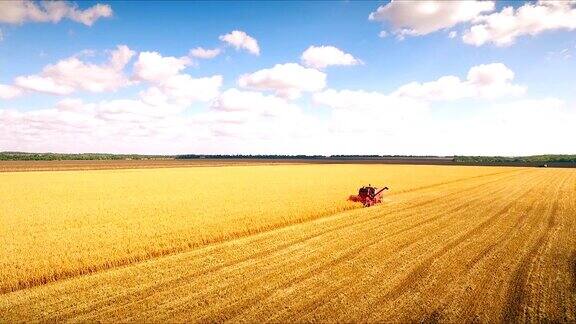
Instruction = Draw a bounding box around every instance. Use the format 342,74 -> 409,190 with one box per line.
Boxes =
13,75 -> 74,95
1,37 -> 573,156
219,30 -> 260,55
189,47 -> 221,59
301,45 -> 361,69
314,89 -> 423,111
14,45 -> 135,95
446,98 -> 576,155
369,0 -> 495,38
369,1 -> 576,47
133,51 -> 223,106
4,92 -> 575,156
310,89 -> 576,155
311,88 -> 436,154
238,63 -> 326,99
0,84 -> 24,99
139,74 -> 223,106
0,88 -> 318,154
463,1 -> 576,46
0,0 -> 112,26
212,88 -> 297,115
200,88 -> 313,140
313,89 -> 429,130
0,96 -> 191,154
133,51 -> 191,83
393,63 -> 525,101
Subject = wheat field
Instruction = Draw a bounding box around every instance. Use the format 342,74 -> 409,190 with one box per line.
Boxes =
1,164 -> 575,322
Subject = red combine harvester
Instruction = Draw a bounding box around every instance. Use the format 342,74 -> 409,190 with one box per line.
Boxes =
349,185 -> 389,207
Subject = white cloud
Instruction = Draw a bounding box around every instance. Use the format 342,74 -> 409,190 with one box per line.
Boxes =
369,0 -> 495,38
133,51 -> 191,83
238,63 -> 326,99
219,30 -> 260,55
2,89 -> 575,156
313,89 -> 428,131
14,75 -> 75,95
448,98 -> 576,155
108,45 -> 135,70
463,1 -> 576,47
311,88 -> 433,154
311,90 -> 576,155
212,88 -> 298,116
0,88 -> 315,154
133,51 -> 222,106
139,74 -> 223,106
0,0 -> 112,26
66,3 -> 112,26
313,89 -> 423,111
393,63 -> 525,101
0,95 -> 194,154
54,98 -> 92,112
189,47 -> 221,59
2,47 -> 573,156
94,98 -> 184,122
0,84 -> 24,99
448,31 -> 457,39
14,45 -> 135,95
196,89 -> 315,144
301,45 -> 361,69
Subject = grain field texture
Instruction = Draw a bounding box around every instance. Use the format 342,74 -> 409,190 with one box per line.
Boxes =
1,165 -> 575,322
0,164 -> 503,294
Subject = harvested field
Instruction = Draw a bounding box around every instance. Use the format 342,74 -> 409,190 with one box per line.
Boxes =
1,164 -> 575,322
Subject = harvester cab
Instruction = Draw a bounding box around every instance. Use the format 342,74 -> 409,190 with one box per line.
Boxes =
349,184 -> 389,207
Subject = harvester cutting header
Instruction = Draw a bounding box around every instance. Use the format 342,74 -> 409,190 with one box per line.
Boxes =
349,185 -> 389,207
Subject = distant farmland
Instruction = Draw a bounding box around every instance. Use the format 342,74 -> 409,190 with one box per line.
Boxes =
1,164 -> 575,322
2,152 -> 576,172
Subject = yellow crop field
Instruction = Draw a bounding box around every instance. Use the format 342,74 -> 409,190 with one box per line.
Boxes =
1,164 -> 575,322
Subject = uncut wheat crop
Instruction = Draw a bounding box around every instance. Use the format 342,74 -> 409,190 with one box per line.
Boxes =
0,164 -> 503,294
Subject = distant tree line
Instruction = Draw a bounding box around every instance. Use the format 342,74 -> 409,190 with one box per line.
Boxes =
453,155 -> 576,163
2,152 -> 575,164
0,152 -> 172,161
175,154 -> 325,159
174,154 -> 452,160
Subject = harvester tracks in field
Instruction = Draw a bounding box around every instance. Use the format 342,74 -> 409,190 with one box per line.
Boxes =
104,172 -> 526,322
365,171 -> 552,320
1,168 -> 575,323
502,171 -> 574,323
0,168 -> 521,295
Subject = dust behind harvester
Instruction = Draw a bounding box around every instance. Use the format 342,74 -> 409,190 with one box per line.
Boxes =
349,185 -> 389,207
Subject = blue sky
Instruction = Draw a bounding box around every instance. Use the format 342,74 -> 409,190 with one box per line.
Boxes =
1,1 -> 575,155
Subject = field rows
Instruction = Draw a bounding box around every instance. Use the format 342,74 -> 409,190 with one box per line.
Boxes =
0,164 -> 507,294
1,166 -> 575,322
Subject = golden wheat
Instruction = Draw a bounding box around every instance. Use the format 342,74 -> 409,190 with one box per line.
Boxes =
1,165 -> 574,322
0,164 -> 505,294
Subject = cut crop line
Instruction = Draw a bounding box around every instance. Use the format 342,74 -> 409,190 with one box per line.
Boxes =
0,168 -> 526,295
226,172 -> 539,321
365,171 -> 551,317
27,169 -> 527,321
388,169 -> 522,196
501,171 -> 573,323
79,183 -> 498,321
